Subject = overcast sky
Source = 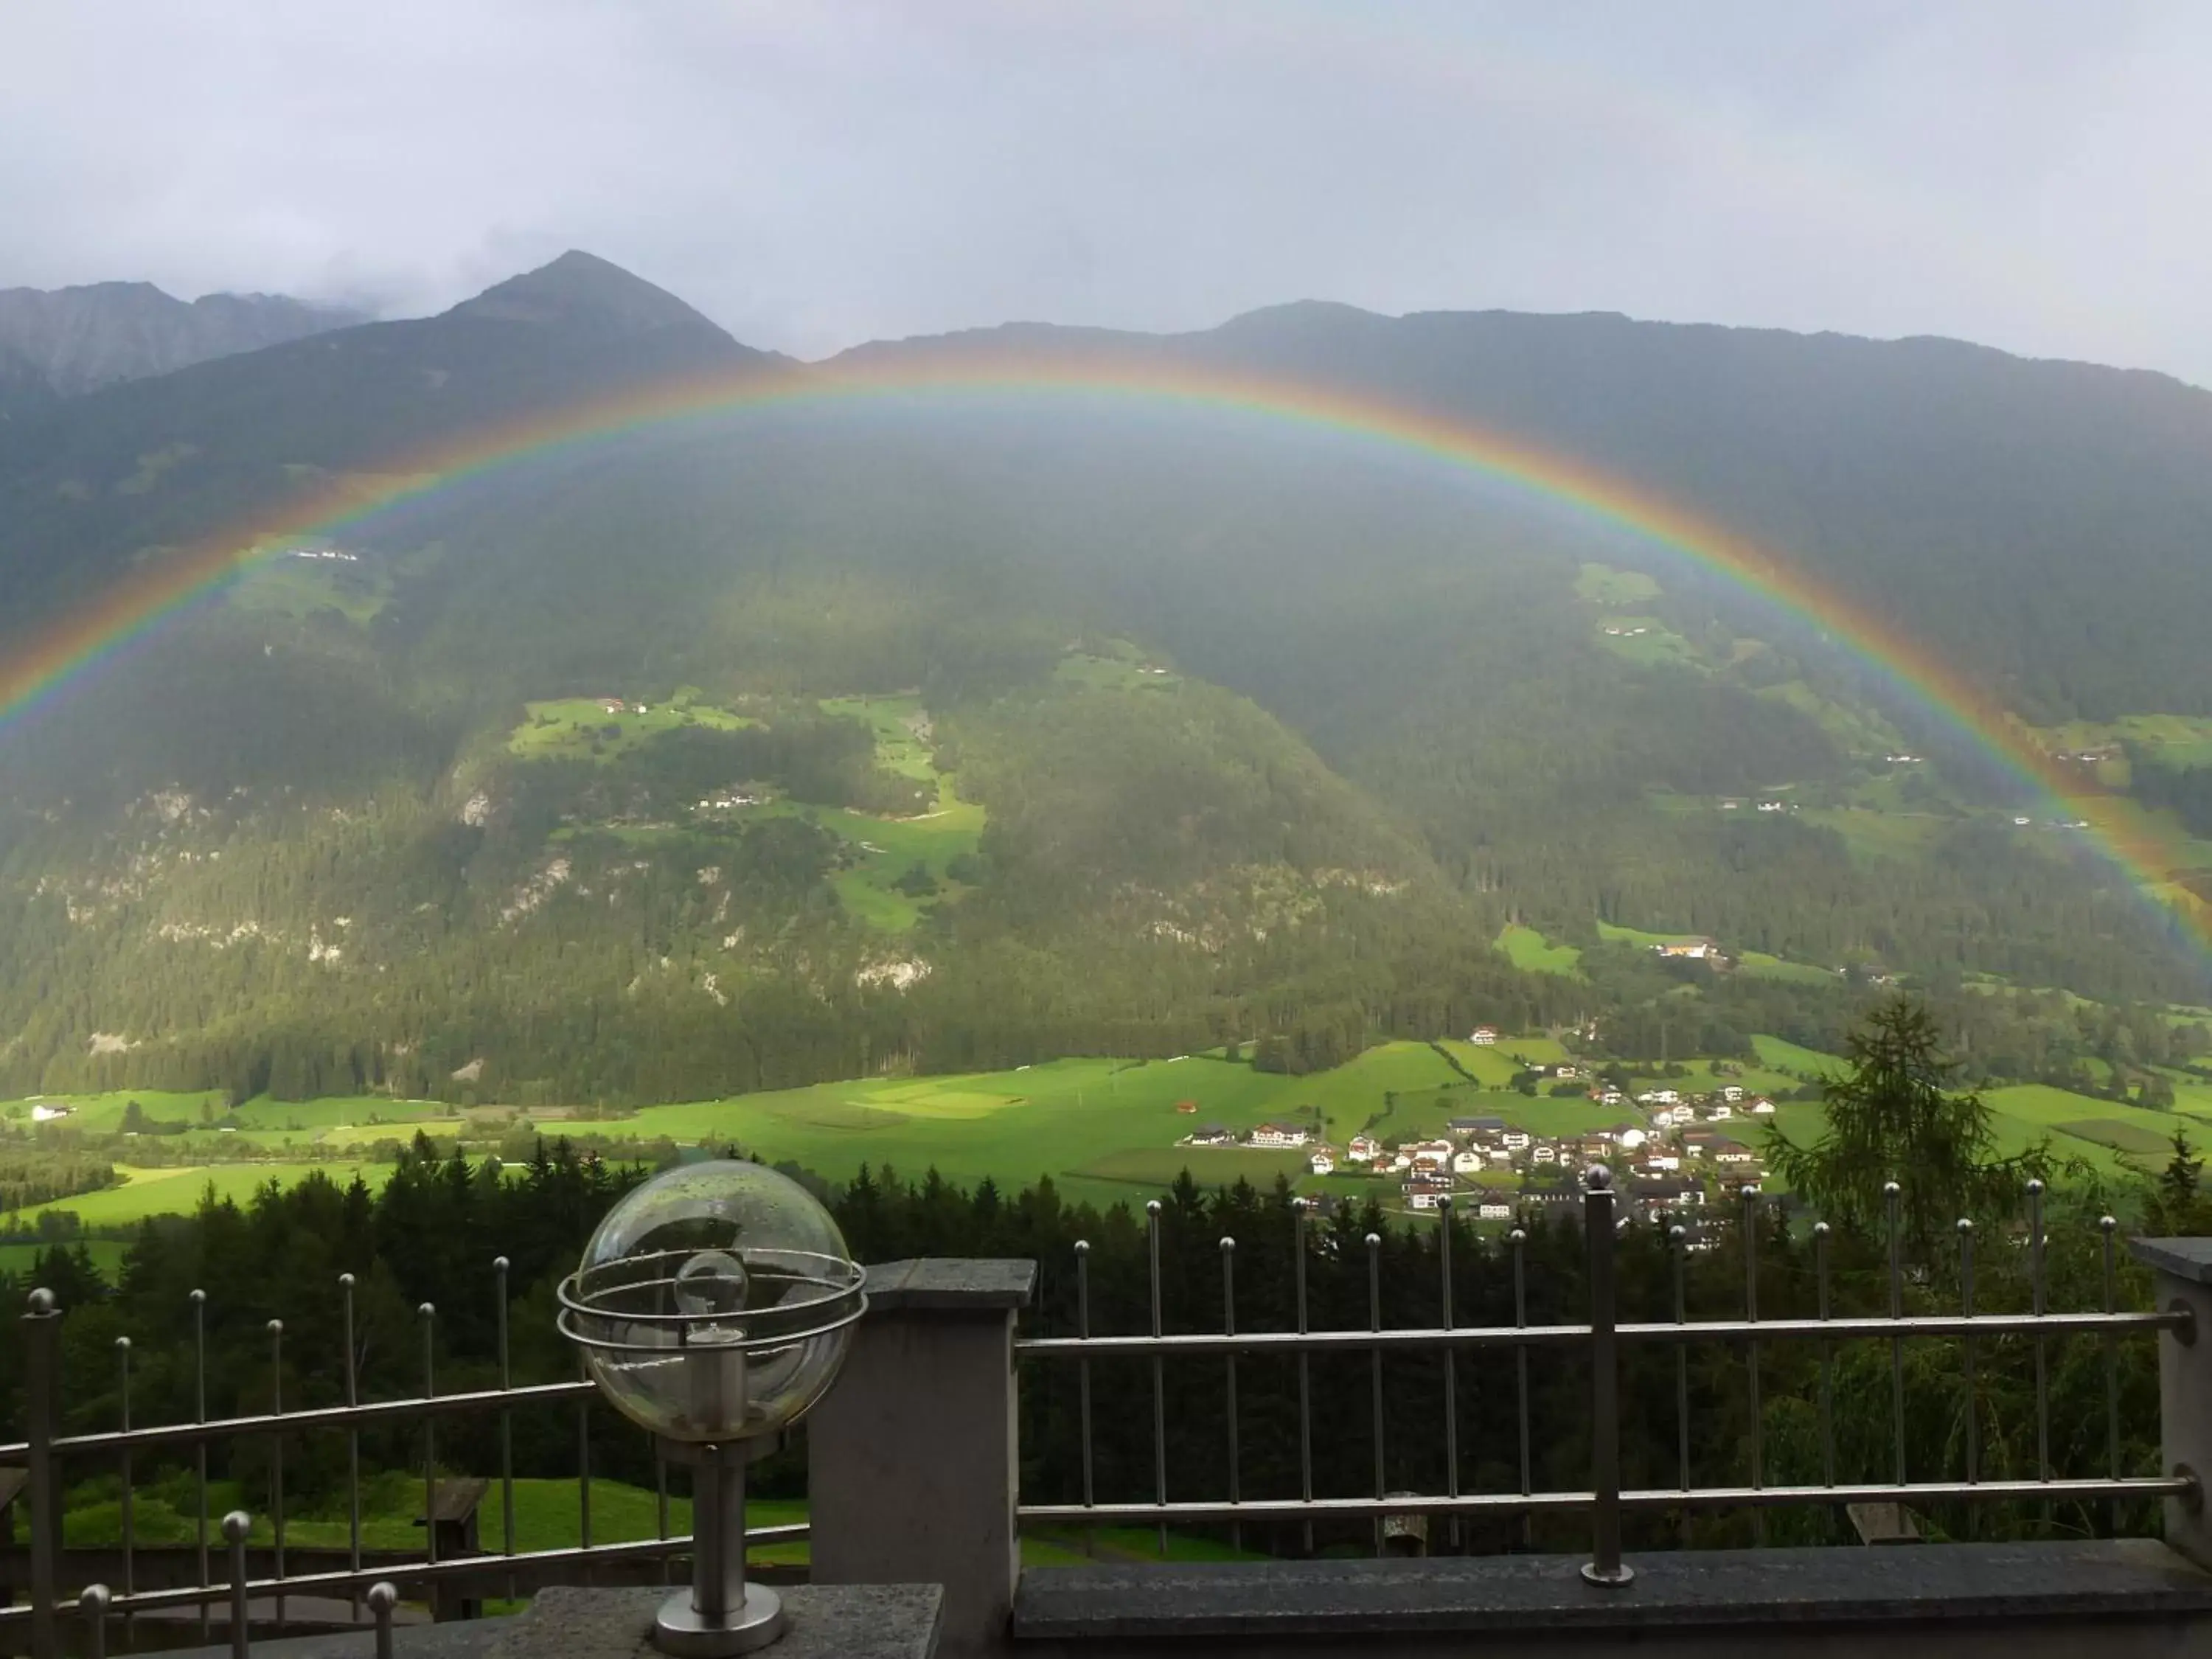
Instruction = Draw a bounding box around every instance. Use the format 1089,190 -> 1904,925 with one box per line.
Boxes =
5,1 -> 2209,378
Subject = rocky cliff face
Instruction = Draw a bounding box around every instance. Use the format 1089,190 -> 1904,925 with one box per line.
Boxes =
0,280 -> 366,396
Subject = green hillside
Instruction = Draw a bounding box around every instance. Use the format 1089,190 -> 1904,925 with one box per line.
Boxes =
4,254 -> 2212,1129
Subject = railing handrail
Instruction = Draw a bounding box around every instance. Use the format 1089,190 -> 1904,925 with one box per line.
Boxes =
1015,1472 -> 2197,1526
1014,1306 -> 2185,1358
0,1380 -> 597,1464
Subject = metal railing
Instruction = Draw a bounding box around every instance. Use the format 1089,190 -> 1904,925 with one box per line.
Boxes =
1,1257 -> 807,1659
1012,1171 -> 2197,1582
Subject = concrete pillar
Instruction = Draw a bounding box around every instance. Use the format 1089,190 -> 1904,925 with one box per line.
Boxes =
2129,1237 -> 2212,1569
809,1259 -> 1036,1659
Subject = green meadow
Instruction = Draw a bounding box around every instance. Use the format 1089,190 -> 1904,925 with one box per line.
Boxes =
1495,924 -> 1585,977
1736,950 -> 1842,987
0,1239 -> 128,1275
1750,1034 -> 1846,1078
1573,563 -> 1662,607
507,693 -> 758,762
6,1029 -> 2184,1232
1053,648 -> 1183,694
1594,616 -> 1703,669
11,1162 -> 383,1228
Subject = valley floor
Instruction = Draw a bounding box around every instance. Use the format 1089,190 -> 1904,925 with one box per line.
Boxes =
6,1031 -> 2190,1235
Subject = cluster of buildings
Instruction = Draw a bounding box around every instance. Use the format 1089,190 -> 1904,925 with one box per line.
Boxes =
1177,1078 -> 1775,1224
693,789 -> 770,813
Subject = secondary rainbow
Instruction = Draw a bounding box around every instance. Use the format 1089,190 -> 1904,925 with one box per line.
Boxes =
3,349 -> 2203,945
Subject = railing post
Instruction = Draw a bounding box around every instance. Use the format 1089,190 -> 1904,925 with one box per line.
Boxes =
366,1581 -> 397,1659
223,1509 -> 251,1659
808,1258 -> 1036,1658
24,1288 -> 62,1659
2129,1237 -> 2212,1568
1580,1168 -> 1634,1587
78,1584 -> 110,1659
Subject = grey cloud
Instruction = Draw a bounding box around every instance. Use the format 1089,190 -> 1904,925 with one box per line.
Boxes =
1,0 -> 2207,378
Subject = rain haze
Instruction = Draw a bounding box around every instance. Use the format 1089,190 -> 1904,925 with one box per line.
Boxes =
4,0 -> 2210,377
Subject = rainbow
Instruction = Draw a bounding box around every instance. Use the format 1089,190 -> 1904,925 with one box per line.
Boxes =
3,348 -> 2205,950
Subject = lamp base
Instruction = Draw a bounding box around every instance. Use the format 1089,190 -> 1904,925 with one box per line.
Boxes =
653,1584 -> 786,1656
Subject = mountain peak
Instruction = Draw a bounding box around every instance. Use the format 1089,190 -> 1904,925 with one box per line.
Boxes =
447,251 -> 726,338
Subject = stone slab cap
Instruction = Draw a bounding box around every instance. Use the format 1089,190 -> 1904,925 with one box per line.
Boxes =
485,1585 -> 942,1659
2132,1237 -> 2212,1284
1014,1540 -> 2212,1639
863,1257 -> 1036,1312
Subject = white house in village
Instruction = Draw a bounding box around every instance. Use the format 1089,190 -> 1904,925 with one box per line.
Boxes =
1615,1127 -> 1649,1151
1750,1097 -> 1776,1116
1470,1026 -> 1499,1046
1531,1144 -> 1557,1164
1500,1129 -> 1531,1151
29,1102 -> 69,1123
1487,1147 -> 1514,1165
1309,1149 -> 1335,1175
1719,1084 -> 1746,1103
1708,1102 -> 1734,1121
1650,1107 -> 1678,1128
1452,1149 -> 1484,1176
1476,1200 -> 1514,1222
1391,1149 -> 1414,1172
1346,1134 -> 1380,1164
1249,1122 -> 1312,1149
1402,1177 -> 1453,1211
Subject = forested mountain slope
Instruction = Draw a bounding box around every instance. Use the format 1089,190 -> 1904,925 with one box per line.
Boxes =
1,254 -> 2210,1104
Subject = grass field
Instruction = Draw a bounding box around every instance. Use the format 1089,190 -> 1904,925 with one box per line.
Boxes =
0,1239 -> 128,1275
1750,1035 -> 1845,1077
1595,616 -> 1703,669
12,1162 -> 380,1228
1573,563 -> 1662,606
1596,920 -> 1706,950
619,1042 -> 1615,1208
504,688 -> 983,931
1737,950 -> 1842,986
710,695 -> 986,932
507,694 -> 759,763
1053,646 -> 1182,694
0,1089 -> 229,1131
1496,925 -> 1584,977
2035,714 -> 2212,771
1433,1040 -> 1525,1088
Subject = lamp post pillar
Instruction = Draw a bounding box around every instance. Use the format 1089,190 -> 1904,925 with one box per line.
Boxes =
808,1260 -> 1035,1659
2131,1238 -> 2212,1570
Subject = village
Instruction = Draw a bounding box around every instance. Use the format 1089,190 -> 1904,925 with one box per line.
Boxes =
1176,1026 -> 1776,1230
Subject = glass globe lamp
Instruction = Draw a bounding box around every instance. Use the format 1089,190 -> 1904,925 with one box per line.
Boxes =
560,1161 -> 866,1654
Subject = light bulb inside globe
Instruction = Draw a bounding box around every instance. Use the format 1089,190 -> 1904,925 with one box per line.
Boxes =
676,1249 -> 751,1324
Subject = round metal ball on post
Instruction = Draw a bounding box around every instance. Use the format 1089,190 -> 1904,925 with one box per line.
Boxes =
559,1161 -> 867,1656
